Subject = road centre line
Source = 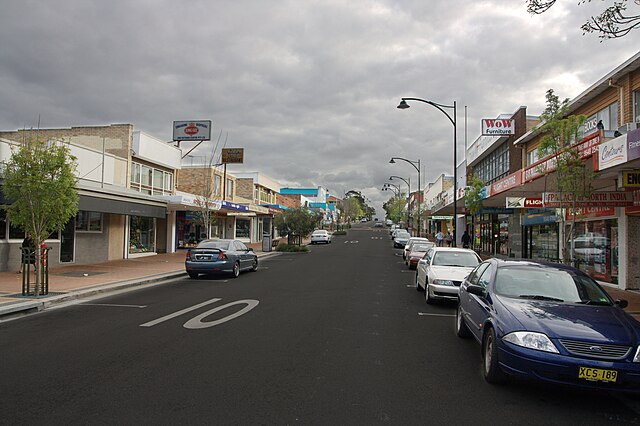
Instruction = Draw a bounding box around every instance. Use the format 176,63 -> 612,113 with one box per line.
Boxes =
140,298 -> 222,327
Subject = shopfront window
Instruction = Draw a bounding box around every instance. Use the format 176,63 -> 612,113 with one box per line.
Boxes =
572,219 -> 617,284
525,223 -> 559,261
235,218 -> 250,239
634,89 -> 640,123
75,211 -> 102,232
129,216 -> 155,254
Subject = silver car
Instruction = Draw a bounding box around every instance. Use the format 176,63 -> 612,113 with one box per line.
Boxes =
415,247 -> 481,303
310,230 -> 332,244
185,239 -> 258,279
393,230 -> 411,248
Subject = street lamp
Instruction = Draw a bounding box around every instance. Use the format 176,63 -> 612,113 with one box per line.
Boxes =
397,97 -> 457,246
382,183 -> 400,197
389,175 -> 410,232
389,157 -> 421,236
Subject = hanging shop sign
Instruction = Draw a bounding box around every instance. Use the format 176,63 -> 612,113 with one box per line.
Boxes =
506,197 -> 543,208
598,134 -> 627,170
522,209 -> 557,226
627,128 -> 640,162
622,171 -> 640,188
543,191 -> 634,207
221,148 -> 244,164
173,120 -> 212,141
481,119 -> 515,136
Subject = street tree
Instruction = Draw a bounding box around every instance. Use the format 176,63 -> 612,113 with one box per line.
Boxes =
526,0 -> 640,39
535,89 -> 589,263
274,207 -> 321,245
340,194 -> 365,223
463,176 -> 485,216
383,195 -> 405,225
2,135 -> 79,296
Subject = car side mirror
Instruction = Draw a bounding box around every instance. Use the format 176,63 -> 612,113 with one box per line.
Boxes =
615,299 -> 628,309
466,284 -> 486,297
247,248 -> 254,252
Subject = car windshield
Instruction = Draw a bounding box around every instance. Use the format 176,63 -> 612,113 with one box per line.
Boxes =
412,244 -> 433,252
432,251 -> 479,267
197,240 -> 230,250
494,266 -> 612,305
396,231 -> 410,238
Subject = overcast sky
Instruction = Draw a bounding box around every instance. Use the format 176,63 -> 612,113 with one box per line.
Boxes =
1,0 -> 638,216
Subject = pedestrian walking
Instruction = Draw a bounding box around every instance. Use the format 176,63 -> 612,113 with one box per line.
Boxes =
461,230 -> 471,248
435,231 -> 444,247
445,232 -> 453,247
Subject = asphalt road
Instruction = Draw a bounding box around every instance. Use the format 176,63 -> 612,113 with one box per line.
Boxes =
1,223 -> 640,425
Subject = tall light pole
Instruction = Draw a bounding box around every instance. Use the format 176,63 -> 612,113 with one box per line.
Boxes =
382,183 -> 400,197
397,97 -> 457,246
389,157 -> 421,237
389,175 -> 411,232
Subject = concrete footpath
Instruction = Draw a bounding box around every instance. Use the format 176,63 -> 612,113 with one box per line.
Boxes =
0,243 -> 278,320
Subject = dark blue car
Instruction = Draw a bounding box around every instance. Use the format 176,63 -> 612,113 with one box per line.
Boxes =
185,239 -> 258,279
457,259 -> 640,391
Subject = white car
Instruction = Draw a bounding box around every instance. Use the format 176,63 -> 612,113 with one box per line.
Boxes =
415,247 -> 481,304
310,230 -> 332,244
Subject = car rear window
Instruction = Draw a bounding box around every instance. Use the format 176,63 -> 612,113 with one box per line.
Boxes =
197,240 -> 230,250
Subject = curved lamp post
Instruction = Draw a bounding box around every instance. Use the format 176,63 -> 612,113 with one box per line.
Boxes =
382,183 -> 400,197
389,175 -> 411,232
390,157 -> 421,236
397,97 -> 457,246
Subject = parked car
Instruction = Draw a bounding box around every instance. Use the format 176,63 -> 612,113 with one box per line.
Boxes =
374,222 -> 384,228
393,230 -> 411,248
185,239 -> 258,278
389,224 -> 400,236
403,237 -> 430,260
406,242 -> 436,269
456,259 -> 640,390
310,229 -> 332,244
415,247 -> 481,303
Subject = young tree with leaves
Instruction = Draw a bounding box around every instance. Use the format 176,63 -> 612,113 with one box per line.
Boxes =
273,207 -> 321,245
535,89 -> 589,264
3,135 -> 79,296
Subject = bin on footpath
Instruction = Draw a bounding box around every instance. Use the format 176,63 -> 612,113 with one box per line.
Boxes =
21,246 -> 50,296
262,234 -> 272,252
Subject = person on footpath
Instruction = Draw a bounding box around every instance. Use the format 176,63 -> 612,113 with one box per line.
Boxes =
461,230 -> 471,249
435,230 -> 444,247
445,232 -> 453,247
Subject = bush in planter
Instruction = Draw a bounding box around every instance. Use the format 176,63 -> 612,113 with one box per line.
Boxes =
276,243 -> 309,253
332,230 -> 347,236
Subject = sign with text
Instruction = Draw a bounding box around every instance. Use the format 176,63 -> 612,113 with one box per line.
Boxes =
622,171 -> 640,188
598,134 -> 627,170
628,128 -> 640,161
221,148 -> 244,164
506,197 -> 543,208
482,119 -> 515,136
173,120 -> 212,141
491,172 -> 522,195
543,191 -> 634,207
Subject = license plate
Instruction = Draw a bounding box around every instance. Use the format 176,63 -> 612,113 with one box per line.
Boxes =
195,255 -> 211,261
578,366 -> 618,382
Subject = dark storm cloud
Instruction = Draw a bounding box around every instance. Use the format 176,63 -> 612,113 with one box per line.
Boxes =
0,0 -> 637,215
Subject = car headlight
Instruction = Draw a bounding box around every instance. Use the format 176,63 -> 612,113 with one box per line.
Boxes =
433,279 -> 454,286
633,347 -> 640,363
503,331 -> 559,353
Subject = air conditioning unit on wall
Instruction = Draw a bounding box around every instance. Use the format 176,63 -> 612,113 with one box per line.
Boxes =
617,122 -> 640,134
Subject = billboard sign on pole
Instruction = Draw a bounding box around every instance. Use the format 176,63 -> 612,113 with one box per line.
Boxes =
221,148 -> 244,164
173,120 -> 212,141
481,119 -> 515,136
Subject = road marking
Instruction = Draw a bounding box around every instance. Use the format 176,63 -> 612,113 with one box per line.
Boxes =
140,298 -> 222,327
418,313 -> 455,317
81,303 -> 147,308
183,300 -> 259,329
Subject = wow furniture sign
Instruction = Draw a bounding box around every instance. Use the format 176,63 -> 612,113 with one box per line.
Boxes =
543,191 -> 635,207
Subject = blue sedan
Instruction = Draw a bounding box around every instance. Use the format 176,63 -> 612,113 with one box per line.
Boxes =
457,259 -> 640,391
185,239 -> 258,278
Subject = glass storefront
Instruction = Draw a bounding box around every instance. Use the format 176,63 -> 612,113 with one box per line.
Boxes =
129,216 -> 155,254
176,210 -> 219,249
572,219 -> 618,284
524,223 -> 559,260
235,218 -> 250,240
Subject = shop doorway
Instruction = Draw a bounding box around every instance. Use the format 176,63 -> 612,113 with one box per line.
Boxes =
59,218 -> 75,263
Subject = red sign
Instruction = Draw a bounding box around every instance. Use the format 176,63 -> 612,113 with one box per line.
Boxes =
525,198 -> 543,208
491,172 -> 522,195
566,207 -> 615,220
184,124 -> 199,135
543,191 -> 634,207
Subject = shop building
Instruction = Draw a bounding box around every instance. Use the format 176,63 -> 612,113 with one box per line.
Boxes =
0,125 -> 178,271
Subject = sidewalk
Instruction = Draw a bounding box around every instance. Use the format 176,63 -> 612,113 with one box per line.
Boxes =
0,243 -> 278,319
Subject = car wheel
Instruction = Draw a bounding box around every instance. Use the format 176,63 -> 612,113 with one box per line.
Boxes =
483,327 -> 506,384
188,272 -> 199,279
250,258 -> 258,272
425,283 -> 434,304
231,261 -> 240,278
455,305 -> 471,338
416,273 -> 422,291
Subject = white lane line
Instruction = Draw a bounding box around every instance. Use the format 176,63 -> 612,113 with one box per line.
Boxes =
81,303 -> 147,308
140,298 -> 222,327
418,313 -> 455,317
